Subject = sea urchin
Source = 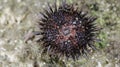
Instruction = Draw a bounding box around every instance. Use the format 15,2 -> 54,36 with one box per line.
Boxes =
37,0 -> 97,59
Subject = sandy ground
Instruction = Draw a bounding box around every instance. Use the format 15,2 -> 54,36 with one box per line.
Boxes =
0,0 -> 120,67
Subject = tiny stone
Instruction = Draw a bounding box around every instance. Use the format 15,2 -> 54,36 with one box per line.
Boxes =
73,21 -> 76,24
68,40 -> 70,42
65,41 -> 67,44
75,17 -> 78,20
79,21 -> 82,23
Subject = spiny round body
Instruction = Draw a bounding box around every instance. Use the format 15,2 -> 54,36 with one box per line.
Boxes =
38,1 -> 97,59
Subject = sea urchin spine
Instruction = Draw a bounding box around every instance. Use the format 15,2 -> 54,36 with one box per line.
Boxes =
37,0 -> 97,60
